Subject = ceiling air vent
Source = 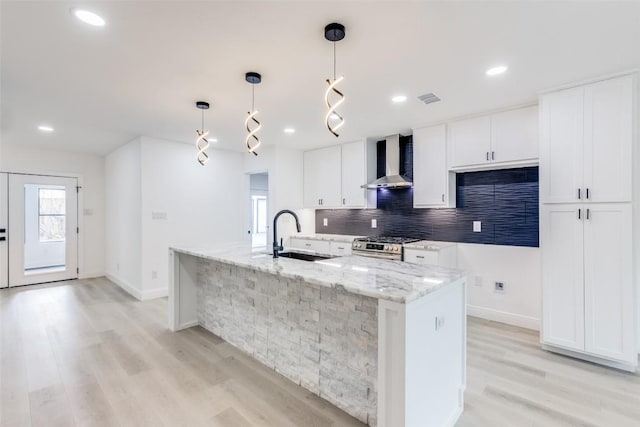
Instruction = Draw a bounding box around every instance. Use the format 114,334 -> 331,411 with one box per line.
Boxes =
417,93 -> 441,106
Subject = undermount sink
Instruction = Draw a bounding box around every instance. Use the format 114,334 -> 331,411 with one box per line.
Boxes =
277,252 -> 335,262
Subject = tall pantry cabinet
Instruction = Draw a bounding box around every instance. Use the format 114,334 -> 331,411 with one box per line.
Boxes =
540,73 -> 638,371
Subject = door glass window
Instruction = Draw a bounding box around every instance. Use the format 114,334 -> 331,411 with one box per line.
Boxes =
38,188 -> 66,242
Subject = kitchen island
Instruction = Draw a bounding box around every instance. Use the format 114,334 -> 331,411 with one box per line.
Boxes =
169,244 -> 466,427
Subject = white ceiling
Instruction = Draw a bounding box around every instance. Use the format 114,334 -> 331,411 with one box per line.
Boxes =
2,1 -> 640,156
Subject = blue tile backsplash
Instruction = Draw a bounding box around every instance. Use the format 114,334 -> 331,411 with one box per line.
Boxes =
315,167 -> 539,247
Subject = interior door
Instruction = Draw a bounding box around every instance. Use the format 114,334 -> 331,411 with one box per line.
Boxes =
0,173 -> 7,288
541,204 -> 585,351
8,174 -> 78,287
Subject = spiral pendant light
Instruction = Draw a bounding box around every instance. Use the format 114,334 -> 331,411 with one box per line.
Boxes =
245,72 -> 262,156
324,23 -> 346,138
195,101 -> 210,166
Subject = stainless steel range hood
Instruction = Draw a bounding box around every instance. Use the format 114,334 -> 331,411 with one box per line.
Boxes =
362,134 -> 413,189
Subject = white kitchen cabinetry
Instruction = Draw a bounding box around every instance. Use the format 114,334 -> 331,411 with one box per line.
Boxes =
304,140 -> 374,209
412,124 -> 455,208
540,73 -> 637,371
340,140 -> 368,208
448,106 -> 538,170
403,242 -> 457,268
303,145 -> 341,208
541,203 -> 635,366
540,75 -> 633,204
289,237 -> 331,255
329,241 -> 352,256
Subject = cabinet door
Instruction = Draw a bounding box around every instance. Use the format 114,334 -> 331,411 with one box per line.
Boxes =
340,141 -> 366,208
303,146 -> 341,208
540,87 -> 585,203
448,116 -> 491,168
583,76 -> 633,203
329,241 -> 352,256
413,124 -> 449,207
490,106 -> 538,163
583,204 -> 634,363
541,204 -> 585,351
404,249 -> 439,266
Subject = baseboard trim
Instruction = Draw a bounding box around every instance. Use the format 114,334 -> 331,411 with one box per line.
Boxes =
467,304 -> 540,331
142,287 -> 168,300
542,344 -> 638,373
79,271 -> 104,280
106,273 -> 142,300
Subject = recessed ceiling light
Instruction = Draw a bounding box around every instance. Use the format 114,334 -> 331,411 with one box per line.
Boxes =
391,95 -> 407,103
486,65 -> 508,76
37,125 -> 54,132
284,128 -> 295,134
71,9 -> 106,27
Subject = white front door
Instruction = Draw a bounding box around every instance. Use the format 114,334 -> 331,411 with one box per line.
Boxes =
0,173 -> 7,288
7,174 -> 78,287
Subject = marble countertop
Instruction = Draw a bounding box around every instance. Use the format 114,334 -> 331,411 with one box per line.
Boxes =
403,240 -> 457,250
171,244 -> 466,303
291,233 -> 365,243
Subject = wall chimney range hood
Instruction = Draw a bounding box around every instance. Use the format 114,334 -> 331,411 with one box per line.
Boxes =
362,134 -> 413,189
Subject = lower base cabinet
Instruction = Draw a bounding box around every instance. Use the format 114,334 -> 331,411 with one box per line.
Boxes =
541,203 -> 636,369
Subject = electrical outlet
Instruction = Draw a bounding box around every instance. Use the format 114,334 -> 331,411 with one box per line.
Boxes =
495,282 -> 505,293
435,316 -> 446,331
323,218 -> 328,226
473,221 -> 482,232
371,219 -> 377,228
151,270 -> 158,279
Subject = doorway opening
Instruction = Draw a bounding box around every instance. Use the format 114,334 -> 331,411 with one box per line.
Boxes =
249,173 -> 269,249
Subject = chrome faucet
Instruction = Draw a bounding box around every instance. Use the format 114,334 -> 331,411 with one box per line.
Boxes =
273,209 -> 301,258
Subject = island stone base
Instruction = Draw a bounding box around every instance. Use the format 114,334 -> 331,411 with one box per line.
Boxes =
196,258 -> 378,426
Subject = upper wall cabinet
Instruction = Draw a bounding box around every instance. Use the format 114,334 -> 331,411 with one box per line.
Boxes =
304,140 -> 374,209
413,124 -> 455,208
303,145 -> 341,208
540,75 -> 633,203
448,105 -> 538,170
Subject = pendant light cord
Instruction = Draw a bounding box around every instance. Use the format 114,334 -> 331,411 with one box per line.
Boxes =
201,109 -> 204,131
252,84 -> 255,111
333,42 -> 336,80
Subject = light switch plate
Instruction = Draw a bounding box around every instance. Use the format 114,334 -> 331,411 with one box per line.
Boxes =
371,219 -> 377,228
473,221 -> 481,232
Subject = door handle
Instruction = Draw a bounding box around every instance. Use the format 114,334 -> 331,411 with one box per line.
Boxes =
486,152 -> 489,161
586,208 -> 590,220
578,188 -> 581,200
491,151 -> 495,160
586,188 -> 590,199
578,208 -> 581,220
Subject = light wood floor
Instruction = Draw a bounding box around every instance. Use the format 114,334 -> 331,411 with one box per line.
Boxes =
1,278 -> 639,427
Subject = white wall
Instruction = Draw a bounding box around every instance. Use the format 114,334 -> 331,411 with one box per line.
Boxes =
0,144 -> 105,278
243,145 -> 315,247
458,243 -> 541,330
105,138 -> 142,296
139,136 -> 245,298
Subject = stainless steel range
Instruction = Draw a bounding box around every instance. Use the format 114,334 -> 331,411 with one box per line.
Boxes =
351,236 -> 420,260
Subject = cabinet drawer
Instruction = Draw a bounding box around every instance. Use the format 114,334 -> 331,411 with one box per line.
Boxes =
330,242 -> 352,256
290,238 -> 331,254
404,249 -> 439,265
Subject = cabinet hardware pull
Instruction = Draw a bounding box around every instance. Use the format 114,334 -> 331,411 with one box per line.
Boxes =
305,243 -> 311,247
486,152 -> 489,161
491,151 -> 495,160
586,208 -> 590,220
416,255 -> 425,259
578,188 -> 581,200
586,188 -> 590,199
441,194 -> 445,202
578,208 -> 581,220
337,246 -> 344,250
343,198 -> 345,205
